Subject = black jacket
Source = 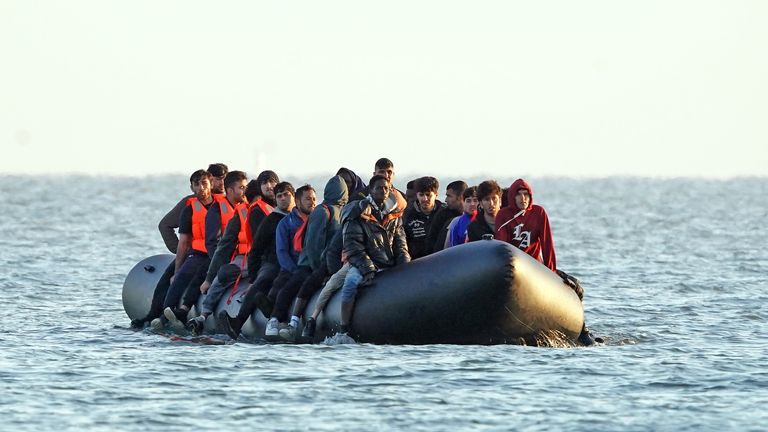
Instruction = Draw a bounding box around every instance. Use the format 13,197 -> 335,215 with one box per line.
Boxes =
403,200 -> 445,259
343,198 -> 410,275
425,206 -> 461,254
247,210 -> 287,281
467,211 -> 495,242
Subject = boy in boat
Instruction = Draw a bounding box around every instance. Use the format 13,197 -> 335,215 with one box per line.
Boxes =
337,174 -> 410,338
425,180 -> 467,254
467,180 -> 502,242
445,186 -> 479,248
186,171 -> 279,334
156,171 -> 248,330
225,182 -> 295,339
271,175 -> 349,341
495,178 -> 599,345
264,185 -> 317,337
403,176 -> 445,259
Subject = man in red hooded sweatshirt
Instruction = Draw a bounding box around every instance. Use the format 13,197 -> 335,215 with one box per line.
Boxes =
495,179 -> 556,271
495,178 -> 600,345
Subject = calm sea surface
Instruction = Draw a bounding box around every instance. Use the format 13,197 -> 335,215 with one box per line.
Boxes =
1,175 -> 766,431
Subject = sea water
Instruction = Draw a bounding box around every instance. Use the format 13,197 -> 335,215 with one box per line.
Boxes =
0,175 -> 766,431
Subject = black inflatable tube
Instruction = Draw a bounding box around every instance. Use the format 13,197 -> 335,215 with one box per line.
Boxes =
123,240 -> 584,345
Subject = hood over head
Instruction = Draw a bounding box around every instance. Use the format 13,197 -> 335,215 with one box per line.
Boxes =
336,167 -> 367,198
323,175 -> 348,206
508,178 -> 534,211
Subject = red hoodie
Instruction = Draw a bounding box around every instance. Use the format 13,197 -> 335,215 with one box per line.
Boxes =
494,179 -> 557,272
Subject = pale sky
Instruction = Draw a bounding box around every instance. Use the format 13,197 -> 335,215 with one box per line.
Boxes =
2,1 -> 766,179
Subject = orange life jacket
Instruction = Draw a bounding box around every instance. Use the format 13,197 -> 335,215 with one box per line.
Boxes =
236,199 -> 274,256
186,197 -> 209,253
215,195 -> 239,236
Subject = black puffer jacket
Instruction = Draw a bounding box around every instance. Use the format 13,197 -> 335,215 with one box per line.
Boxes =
343,198 -> 410,275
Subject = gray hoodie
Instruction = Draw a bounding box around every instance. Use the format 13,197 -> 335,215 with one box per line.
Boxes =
297,175 -> 349,271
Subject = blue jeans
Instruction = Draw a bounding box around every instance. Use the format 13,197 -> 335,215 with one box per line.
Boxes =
340,266 -> 365,303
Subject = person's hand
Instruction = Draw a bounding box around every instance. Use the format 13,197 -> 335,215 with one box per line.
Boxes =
360,272 -> 375,287
200,280 -> 211,294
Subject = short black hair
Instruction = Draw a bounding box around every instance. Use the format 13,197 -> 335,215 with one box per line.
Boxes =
244,180 -> 261,202
375,158 -> 394,170
224,170 -> 247,190
446,180 -> 468,195
189,169 -> 212,185
275,182 -> 295,196
406,179 -> 415,190
476,180 -> 501,201
414,176 -> 439,194
207,163 -> 228,178
369,174 -> 390,187
462,186 -> 478,200
296,184 -> 315,201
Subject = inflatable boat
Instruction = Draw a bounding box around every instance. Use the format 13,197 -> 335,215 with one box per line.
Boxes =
123,239 -> 585,345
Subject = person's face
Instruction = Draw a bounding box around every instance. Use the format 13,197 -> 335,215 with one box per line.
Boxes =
514,189 -> 531,211
445,189 -> 462,211
481,194 -> 501,217
463,196 -> 479,214
374,166 -> 394,183
275,190 -> 295,212
260,181 -> 276,201
226,179 -> 248,204
298,190 -> 317,215
371,179 -> 391,205
191,178 -> 212,202
211,175 -> 225,194
417,191 -> 437,213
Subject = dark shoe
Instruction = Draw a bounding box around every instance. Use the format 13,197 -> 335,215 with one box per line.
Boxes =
225,315 -> 245,339
187,316 -> 205,336
577,328 -> 596,346
130,319 -> 144,329
301,318 -> 316,339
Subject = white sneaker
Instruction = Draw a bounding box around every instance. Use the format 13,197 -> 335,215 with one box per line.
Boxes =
150,318 -> 163,332
289,316 -> 300,329
265,318 -> 279,336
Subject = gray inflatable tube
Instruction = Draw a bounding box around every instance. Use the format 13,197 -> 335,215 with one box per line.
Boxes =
123,240 -> 584,345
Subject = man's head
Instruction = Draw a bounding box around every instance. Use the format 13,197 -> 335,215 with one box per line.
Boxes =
414,176 -> 439,214
189,169 -> 213,202
462,186 -> 479,215
373,157 -> 395,183
368,174 -> 391,205
336,167 -> 358,196
445,180 -> 468,212
405,179 -> 417,204
244,180 -> 261,203
274,182 -> 295,212
295,185 -> 317,215
508,179 -> 533,211
224,170 -> 248,204
477,180 -> 502,218
256,170 -> 279,203
207,163 -> 229,194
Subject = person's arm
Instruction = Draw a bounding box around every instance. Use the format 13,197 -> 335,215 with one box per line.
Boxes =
205,205 -> 222,258
175,233 -> 191,275
393,219 -> 411,265
158,196 -> 188,254
275,217 -> 298,273
204,216 -> 240,284
343,220 -> 375,275
539,209 -> 557,272
247,215 -> 271,280
494,209 -> 512,243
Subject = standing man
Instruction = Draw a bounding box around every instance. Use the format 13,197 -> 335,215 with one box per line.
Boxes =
425,180 -> 467,254
445,186 -> 478,248
467,180 -> 501,242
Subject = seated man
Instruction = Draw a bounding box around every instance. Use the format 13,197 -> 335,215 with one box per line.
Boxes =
337,174 -> 410,337
225,182 -> 295,339
445,186 -> 478,247
495,178 -> 599,345
403,176 -> 445,259
264,185 -> 317,337
149,169 -> 215,330
425,180 -> 467,254
467,180 -> 502,242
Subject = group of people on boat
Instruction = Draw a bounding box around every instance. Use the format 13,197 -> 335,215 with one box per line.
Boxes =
131,157 -> 598,345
